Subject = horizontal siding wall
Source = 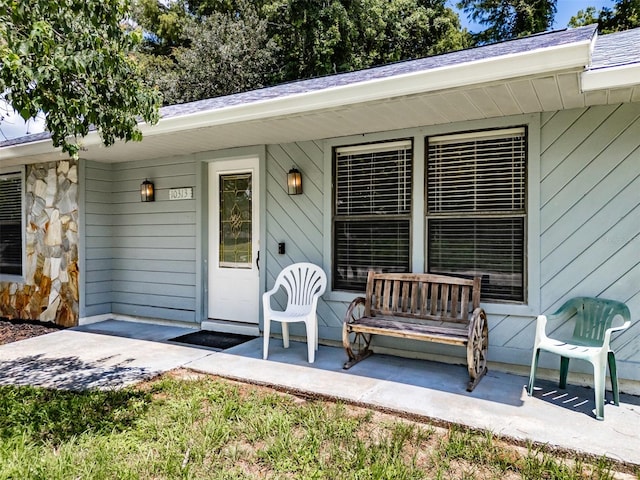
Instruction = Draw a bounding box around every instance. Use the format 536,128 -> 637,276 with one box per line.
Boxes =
539,103 -> 640,380
83,160 -> 114,317
83,156 -> 199,324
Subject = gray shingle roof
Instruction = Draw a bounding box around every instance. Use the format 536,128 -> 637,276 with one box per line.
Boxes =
0,24 -> 601,148
161,25 -> 598,120
590,27 -> 640,70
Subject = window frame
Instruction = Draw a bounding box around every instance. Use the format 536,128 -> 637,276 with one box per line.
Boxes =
0,166 -> 25,281
323,115 -> 540,316
425,126 -> 528,304
331,138 -> 414,292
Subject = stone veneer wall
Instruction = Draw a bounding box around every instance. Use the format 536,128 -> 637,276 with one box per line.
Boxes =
0,159 -> 79,326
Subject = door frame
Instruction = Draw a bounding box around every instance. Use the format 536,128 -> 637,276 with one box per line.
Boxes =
196,146 -> 267,334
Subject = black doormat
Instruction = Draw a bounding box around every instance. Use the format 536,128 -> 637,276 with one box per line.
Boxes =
169,330 -> 257,350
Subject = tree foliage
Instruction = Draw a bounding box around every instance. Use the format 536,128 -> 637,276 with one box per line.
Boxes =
568,0 -> 640,33
135,0 -> 276,105
264,0 -> 470,83
0,0 -> 161,158
457,0 -> 556,44
143,2 -> 277,105
134,0 -> 470,103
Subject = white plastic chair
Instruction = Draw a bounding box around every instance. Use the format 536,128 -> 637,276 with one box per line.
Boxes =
263,262 -> 327,363
527,297 -> 631,420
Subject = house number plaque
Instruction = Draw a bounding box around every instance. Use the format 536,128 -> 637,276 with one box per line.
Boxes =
169,187 -> 193,200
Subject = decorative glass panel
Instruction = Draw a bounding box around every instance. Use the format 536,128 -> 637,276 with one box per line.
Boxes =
219,173 -> 252,268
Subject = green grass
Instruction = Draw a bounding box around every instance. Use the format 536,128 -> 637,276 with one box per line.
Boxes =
0,371 -> 635,479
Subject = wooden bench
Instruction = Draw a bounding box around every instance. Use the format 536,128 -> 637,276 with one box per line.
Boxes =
342,271 -> 488,391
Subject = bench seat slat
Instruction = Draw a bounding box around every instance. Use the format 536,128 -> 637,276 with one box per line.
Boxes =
348,316 -> 468,346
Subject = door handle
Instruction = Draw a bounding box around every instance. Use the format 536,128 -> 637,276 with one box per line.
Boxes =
256,250 -> 260,272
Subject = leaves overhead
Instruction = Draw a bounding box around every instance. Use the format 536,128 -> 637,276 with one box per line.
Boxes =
0,0 -> 161,158
456,0 -> 556,44
569,0 -> 640,33
135,0 -> 471,104
139,0 -> 276,105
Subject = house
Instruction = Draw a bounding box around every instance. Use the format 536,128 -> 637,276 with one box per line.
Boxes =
1,24 -> 640,392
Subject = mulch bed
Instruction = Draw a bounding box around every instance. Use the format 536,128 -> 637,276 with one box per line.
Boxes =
0,318 -> 64,345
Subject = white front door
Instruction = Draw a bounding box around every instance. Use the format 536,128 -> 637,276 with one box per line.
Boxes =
208,158 -> 260,325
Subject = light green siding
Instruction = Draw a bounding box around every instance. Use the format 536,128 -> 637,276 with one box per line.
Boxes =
79,102 -> 640,383
82,157 -> 199,324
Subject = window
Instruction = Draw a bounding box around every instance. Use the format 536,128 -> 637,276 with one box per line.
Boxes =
0,172 -> 23,276
333,140 -> 412,291
426,128 -> 526,303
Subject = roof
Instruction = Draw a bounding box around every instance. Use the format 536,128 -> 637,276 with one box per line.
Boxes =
590,27 -> 640,70
5,23 -> 640,156
161,25 -> 597,120
0,25 -> 598,149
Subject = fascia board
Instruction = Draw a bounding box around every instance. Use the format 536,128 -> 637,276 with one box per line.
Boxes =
0,138 -> 63,165
581,63 -> 640,91
2,39 -> 592,158
141,40 -> 592,137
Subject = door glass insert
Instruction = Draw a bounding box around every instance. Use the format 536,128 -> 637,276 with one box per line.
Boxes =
219,173 -> 252,268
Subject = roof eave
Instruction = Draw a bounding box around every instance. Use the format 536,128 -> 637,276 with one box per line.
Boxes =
581,63 -> 640,91
143,39 -> 593,137
1,37 -> 594,159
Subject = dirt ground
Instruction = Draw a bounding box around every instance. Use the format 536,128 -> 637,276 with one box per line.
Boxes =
0,318 -> 63,345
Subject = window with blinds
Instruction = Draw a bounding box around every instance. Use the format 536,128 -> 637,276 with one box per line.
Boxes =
426,128 -> 526,302
0,172 -> 23,276
333,140 -> 412,291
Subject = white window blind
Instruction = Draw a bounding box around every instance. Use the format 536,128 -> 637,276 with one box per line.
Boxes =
333,140 -> 412,291
427,128 -> 526,303
428,127 -> 525,214
0,173 -> 22,276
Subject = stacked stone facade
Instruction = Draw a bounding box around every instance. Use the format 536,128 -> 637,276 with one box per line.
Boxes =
0,160 -> 79,326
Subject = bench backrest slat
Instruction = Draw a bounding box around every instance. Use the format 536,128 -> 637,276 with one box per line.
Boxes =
364,271 -> 481,324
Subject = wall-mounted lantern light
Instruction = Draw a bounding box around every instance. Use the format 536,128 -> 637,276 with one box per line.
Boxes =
287,168 -> 302,195
140,179 -> 155,202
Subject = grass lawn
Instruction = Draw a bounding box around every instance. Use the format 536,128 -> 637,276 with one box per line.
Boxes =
0,369 -> 635,479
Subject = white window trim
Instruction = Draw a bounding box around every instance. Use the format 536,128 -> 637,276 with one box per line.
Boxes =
0,165 -> 26,282
323,114 -> 541,317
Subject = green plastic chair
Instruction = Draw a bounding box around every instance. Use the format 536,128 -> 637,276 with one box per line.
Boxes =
527,297 -> 631,420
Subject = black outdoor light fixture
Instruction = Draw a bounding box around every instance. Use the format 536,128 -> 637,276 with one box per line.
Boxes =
287,168 -> 302,195
140,179 -> 155,202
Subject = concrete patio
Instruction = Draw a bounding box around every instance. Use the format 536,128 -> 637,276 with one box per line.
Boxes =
0,319 -> 639,468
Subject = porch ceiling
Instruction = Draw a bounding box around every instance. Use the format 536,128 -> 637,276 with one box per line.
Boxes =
3,70 -> 639,166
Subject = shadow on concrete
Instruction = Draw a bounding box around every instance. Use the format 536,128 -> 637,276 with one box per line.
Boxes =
528,378 -> 640,419
227,338 -> 530,406
0,353 -> 157,391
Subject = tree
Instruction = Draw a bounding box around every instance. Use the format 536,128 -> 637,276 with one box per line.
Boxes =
457,0 -> 556,44
135,0 -> 469,101
568,0 -> 640,33
135,0 -> 276,105
0,0 -> 161,158
145,3 -> 277,105
264,0 -> 470,83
